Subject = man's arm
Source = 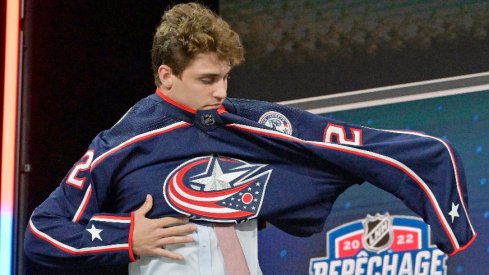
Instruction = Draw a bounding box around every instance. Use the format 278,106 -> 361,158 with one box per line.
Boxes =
25,176 -> 136,266
225,98 -> 477,255
24,149 -> 196,267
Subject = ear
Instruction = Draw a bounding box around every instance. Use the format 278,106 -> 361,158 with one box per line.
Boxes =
158,65 -> 173,90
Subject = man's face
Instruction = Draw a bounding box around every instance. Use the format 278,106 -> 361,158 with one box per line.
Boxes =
164,53 -> 231,111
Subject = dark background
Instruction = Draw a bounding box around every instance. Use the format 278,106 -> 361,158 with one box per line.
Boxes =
4,0 -> 488,274
1,0 -> 6,169
19,1 -> 218,274
223,0 -> 489,101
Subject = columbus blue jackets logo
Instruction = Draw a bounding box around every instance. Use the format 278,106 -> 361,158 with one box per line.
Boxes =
258,111 -> 293,135
163,155 -> 272,222
309,214 -> 447,275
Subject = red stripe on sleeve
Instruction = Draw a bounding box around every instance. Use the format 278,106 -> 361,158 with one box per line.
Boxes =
128,212 -> 136,262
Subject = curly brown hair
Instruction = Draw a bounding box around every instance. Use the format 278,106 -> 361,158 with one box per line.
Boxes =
151,3 -> 245,86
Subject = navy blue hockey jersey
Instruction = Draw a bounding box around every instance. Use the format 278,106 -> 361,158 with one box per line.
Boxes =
25,89 -> 477,267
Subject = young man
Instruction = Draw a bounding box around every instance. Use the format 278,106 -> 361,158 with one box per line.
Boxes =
25,2 -> 476,275
26,4 -> 259,275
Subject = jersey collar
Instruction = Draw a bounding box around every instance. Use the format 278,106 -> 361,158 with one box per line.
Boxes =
154,88 -> 227,124
156,88 -> 198,114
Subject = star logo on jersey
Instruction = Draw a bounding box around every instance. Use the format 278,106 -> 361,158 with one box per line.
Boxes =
190,157 -> 247,191
163,155 -> 272,222
86,224 -> 103,241
448,202 -> 460,223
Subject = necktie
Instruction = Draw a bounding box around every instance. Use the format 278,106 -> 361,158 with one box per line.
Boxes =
214,224 -> 251,275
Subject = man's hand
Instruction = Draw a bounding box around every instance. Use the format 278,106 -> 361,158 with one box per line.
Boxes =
132,194 -> 196,260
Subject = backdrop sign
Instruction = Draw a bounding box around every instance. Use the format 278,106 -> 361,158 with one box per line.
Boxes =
309,214 -> 447,275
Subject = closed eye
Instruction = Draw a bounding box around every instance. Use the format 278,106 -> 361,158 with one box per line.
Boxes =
200,77 -> 215,84
200,74 -> 230,84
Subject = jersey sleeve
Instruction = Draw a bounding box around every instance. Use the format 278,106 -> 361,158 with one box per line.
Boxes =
227,98 -> 477,256
24,139 -> 137,267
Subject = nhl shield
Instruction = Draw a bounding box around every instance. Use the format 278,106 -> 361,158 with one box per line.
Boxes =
363,213 -> 393,252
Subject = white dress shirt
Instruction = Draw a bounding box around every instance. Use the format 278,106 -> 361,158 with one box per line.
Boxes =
129,220 -> 262,275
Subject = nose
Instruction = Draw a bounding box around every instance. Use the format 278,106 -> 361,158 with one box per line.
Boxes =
213,79 -> 227,101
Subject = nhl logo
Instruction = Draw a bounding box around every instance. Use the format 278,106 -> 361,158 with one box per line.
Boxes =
201,114 -> 215,125
258,111 -> 293,135
362,213 -> 393,252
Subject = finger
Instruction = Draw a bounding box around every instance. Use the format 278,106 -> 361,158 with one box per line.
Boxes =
157,224 -> 197,238
158,235 -> 195,247
134,194 -> 153,217
156,216 -> 191,227
152,248 -> 185,261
